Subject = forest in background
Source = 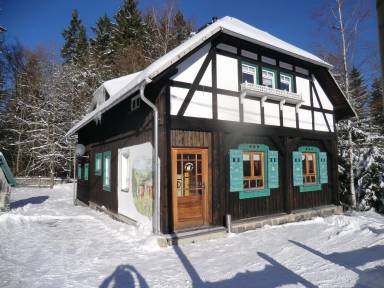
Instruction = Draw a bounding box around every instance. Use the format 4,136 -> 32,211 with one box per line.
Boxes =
0,0 -> 383,213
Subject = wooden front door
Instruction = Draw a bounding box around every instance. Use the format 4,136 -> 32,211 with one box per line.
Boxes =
172,148 -> 208,230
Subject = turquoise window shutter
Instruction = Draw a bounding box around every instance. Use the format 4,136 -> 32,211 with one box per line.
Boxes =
95,153 -> 102,176
292,151 -> 303,186
77,163 -> 82,180
84,163 -> 89,181
319,152 -> 328,184
229,149 -> 243,192
268,150 -> 279,188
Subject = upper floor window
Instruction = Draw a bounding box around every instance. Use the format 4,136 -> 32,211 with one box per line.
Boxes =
242,63 -> 257,84
280,73 -> 293,92
262,68 -> 276,88
243,151 -> 264,189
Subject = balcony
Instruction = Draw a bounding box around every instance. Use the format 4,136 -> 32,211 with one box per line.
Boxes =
240,82 -> 303,106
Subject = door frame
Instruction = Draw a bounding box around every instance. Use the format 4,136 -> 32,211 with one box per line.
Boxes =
171,147 -> 209,230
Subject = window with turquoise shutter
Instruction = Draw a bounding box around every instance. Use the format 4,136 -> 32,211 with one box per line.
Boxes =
229,144 -> 279,199
292,147 -> 328,192
77,163 -> 82,180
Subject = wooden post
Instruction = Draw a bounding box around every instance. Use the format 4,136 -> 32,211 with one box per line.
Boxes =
283,136 -> 292,214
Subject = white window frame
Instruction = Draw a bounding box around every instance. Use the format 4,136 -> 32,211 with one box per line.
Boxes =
242,64 -> 257,84
262,68 -> 276,89
131,95 -> 140,111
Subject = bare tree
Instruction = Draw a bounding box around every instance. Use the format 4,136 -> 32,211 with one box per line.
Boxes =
313,0 -> 370,208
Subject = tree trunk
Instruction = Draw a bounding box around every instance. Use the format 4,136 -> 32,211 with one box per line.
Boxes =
348,120 -> 356,208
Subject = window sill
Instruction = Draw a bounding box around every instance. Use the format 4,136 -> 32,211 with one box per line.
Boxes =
103,186 -> 111,192
299,184 -> 321,192
240,188 -> 270,199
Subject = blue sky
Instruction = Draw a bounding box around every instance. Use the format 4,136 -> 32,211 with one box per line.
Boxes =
0,0 -> 379,79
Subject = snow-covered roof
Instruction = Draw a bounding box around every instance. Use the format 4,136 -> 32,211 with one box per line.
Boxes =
67,16 -> 333,136
103,72 -> 141,97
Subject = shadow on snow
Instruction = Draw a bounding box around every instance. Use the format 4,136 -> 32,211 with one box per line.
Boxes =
10,195 -> 49,209
98,239 -> 384,287
99,265 -> 149,288
172,245 -> 316,287
289,240 -> 384,287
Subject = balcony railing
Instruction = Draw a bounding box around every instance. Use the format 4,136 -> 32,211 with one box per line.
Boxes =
240,82 -> 303,105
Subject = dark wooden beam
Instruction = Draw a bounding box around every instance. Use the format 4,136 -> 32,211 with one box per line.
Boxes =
177,47 -> 215,116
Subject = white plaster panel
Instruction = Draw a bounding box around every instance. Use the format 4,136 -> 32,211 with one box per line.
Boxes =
217,54 -> 239,91
184,90 -> 213,119
296,76 -> 311,106
261,56 -> 277,65
314,77 -> 334,110
217,43 -> 237,54
298,108 -> 312,130
283,105 -> 296,128
200,61 -> 212,86
217,94 -> 239,121
241,49 -> 258,60
171,44 -> 210,84
264,102 -> 280,126
279,61 -> 293,70
314,111 -> 329,132
326,113 -> 334,132
243,98 -> 261,124
170,86 -> 188,115
295,66 -> 309,75
312,86 -> 320,108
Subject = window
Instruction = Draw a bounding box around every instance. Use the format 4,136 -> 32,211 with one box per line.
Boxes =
121,151 -> 130,192
77,163 -> 82,180
302,152 -> 317,184
103,151 -> 111,191
131,95 -> 140,111
242,63 -> 257,84
280,74 -> 293,92
84,163 -> 89,181
262,68 -> 276,88
95,153 -> 102,176
243,151 -> 264,189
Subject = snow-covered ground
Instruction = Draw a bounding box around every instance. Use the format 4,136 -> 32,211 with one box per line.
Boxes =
1,185 -> 384,288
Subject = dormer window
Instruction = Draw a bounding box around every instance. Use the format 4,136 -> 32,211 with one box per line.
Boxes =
280,73 -> 293,92
262,68 -> 276,88
242,63 -> 258,84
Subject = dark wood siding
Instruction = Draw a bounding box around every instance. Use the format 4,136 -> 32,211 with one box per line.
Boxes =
77,81 -> 168,216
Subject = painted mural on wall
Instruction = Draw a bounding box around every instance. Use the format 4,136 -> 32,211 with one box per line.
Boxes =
118,142 -> 153,225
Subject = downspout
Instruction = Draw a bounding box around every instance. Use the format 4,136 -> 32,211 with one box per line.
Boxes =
140,79 -> 160,234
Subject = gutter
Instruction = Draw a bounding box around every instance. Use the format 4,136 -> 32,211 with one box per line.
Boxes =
140,79 -> 161,234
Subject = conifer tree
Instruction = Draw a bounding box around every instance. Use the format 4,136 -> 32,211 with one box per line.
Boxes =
348,67 -> 368,118
113,0 -> 143,49
61,9 -> 89,65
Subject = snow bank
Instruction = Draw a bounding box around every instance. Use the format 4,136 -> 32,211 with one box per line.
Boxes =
1,184 -> 383,288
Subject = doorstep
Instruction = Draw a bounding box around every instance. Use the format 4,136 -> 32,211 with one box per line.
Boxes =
159,226 -> 227,247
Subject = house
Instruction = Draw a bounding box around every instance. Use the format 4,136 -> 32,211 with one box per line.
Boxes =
0,152 -> 16,212
67,16 -> 355,237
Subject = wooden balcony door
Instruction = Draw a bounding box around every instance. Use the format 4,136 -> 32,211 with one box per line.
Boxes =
172,148 -> 208,230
